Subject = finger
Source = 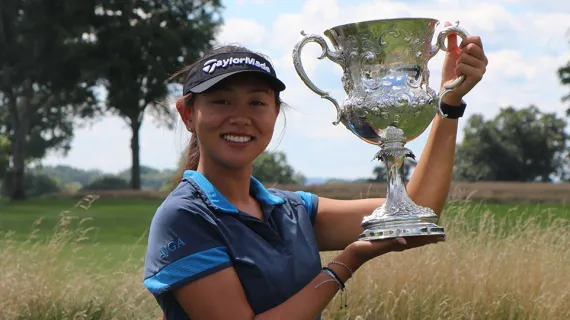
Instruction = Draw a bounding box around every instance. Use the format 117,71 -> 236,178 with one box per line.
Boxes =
362,237 -> 409,252
457,52 -> 487,70
462,43 -> 488,65
401,237 -> 445,250
444,21 -> 458,52
390,236 -> 444,252
407,235 -> 445,244
460,36 -> 484,51
455,63 -> 485,85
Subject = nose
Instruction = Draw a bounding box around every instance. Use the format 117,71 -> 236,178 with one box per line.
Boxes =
228,103 -> 253,126
229,115 -> 252,126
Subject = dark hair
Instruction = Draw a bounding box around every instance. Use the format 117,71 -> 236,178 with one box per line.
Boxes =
171,44 -> 285,184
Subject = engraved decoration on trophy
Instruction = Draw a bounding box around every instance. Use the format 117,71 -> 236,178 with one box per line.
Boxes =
292,18 -> 469,241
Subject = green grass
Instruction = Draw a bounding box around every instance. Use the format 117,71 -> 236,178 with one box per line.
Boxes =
0,196 -> 161,271
1,196 -> 569,271
2,197 -> 569,244
1,196 -> 570,319
443,200 -> 570,232
0,197 -> 162,244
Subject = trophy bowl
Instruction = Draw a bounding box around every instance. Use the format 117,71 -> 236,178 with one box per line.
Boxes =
292,18 -> 469,241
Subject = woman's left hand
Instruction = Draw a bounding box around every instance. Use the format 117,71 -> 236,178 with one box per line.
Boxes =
440,21 -> 488,106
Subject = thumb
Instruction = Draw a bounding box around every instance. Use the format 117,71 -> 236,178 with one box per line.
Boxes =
444,21 -> 458,52
394,237 -> 407,245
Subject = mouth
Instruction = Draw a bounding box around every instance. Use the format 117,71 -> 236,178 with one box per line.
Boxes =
221,133 -> 255,143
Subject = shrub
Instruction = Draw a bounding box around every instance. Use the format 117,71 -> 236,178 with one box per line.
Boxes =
82,175 -> 130,191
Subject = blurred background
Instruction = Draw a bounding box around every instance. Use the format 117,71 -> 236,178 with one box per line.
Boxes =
1,1 -> 570,319
1,0 -> 570,199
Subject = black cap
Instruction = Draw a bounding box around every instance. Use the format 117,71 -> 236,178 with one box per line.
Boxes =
183,51 -> 286,95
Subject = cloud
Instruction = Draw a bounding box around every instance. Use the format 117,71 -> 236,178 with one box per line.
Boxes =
266,0 -> 569,128
42,0 -> 570,179
214,18 -> 267,47
257,0 -> 570,178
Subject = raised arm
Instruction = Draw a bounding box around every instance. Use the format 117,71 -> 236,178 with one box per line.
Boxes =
313,31 -> 487,252
407,32 -> 487,214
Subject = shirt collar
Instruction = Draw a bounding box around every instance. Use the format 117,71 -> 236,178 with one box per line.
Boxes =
182,170 -> 285,214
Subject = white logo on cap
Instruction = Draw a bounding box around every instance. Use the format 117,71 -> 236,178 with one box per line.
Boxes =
202,56 -> 271,74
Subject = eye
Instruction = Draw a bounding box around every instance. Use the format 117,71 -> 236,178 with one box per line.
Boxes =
251,100 -> 267,106
211,99 -> 230,105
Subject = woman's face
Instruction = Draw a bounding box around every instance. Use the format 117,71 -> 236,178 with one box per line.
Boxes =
189,73 -> 280,170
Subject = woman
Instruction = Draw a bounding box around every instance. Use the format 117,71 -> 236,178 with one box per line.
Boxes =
143,22 -> 488,320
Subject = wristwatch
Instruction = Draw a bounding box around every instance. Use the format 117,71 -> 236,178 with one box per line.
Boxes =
439,100 -> 467,119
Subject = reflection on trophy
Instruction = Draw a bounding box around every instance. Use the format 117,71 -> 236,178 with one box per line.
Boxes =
292,18 -> 469,241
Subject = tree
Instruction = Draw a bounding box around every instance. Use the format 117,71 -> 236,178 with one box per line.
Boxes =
558,60 -> 570,117
82,175 -> 129,191
0,134 -> 10,180
1,172 -> 62,197
89,0 -> 223,190
0,0 -> 99,200
118,165 -> 176,190
253,151 -> 305,185
29,164 -> 103,187
453,106 -> 570,182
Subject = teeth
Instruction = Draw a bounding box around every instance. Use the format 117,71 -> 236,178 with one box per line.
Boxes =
223,135 -> 252,143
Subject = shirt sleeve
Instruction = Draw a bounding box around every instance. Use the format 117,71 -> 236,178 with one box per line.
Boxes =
294,191 -> 319,226
143,201 -> 232,297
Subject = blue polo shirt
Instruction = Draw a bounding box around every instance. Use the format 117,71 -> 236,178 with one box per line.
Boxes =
143,170 -> 322,319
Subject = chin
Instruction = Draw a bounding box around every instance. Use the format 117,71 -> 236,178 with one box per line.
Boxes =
217,154 -> 258,170
210,142 -> 267,170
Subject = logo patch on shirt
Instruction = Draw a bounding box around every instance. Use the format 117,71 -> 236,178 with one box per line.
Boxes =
160,237 -> 186,258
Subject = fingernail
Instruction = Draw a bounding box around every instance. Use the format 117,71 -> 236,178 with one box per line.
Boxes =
395,238 -> 407,245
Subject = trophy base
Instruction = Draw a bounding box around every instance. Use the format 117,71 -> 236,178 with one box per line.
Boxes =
359,217 -> 445,241
359,203 -> 445,241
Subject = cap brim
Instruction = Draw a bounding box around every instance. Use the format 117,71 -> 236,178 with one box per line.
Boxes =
188,70 -> 286,94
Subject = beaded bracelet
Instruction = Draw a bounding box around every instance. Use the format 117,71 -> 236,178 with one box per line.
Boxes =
328,261 -> 354,278
314,262 -> 351,308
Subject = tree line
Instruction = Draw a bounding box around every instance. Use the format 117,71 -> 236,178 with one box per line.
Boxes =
1,0 -> 223,200
1,1 -> 570,200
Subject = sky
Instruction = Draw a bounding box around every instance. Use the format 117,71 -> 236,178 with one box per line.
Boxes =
42,0 -> 570,180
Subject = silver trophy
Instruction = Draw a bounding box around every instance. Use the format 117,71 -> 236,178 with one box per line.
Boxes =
292,18 -> 469,241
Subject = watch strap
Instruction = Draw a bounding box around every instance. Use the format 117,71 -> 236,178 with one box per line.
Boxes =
439,100 -> 467,119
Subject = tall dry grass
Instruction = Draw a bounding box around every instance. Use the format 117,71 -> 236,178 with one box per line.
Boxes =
0,196 -> 157,320
322,202 -> 570,320
1,198 -> 569,319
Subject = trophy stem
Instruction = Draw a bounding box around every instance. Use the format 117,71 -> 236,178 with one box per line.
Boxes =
359,126 -> 445,241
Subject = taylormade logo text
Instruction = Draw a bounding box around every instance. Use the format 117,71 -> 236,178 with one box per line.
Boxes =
202,56 -> 271,74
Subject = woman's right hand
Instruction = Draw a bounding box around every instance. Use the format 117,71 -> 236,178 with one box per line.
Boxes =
344,235 -> 446,266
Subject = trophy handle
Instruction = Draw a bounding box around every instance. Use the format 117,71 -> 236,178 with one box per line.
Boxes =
430,21 -> 470,118
293,31 -> 344,125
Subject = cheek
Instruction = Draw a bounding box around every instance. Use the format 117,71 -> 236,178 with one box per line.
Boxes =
195,110 -> 223,130
257,112 -> 279,132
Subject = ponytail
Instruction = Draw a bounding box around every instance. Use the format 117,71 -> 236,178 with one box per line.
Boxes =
185,133 -> 200,171
172,133 -> 199,187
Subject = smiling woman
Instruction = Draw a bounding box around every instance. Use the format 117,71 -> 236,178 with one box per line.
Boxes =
143,30 -> 488,320
170,46 -> 287,180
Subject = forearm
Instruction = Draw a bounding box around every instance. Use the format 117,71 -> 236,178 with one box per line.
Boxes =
314,197 -> 384,251
406,114 -> 458,215
255,250 -> 360,320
